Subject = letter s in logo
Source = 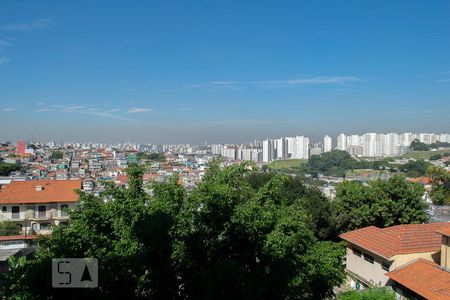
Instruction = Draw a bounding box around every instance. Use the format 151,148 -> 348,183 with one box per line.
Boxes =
57,260 -> 71,285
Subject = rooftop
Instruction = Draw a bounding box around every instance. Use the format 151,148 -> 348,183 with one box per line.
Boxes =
386,259 -> 450,300
435,223 -> 450,237
0,179 -> 81,204
340,222 -> 448,259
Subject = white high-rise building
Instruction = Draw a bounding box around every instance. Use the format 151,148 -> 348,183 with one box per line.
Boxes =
290,136 -> 309,159
275,138 -> 288,159
262,139 -> 274,163
286,137 -> 295,158
363,133 -> 377,157
221,147 -> 236,160
251,149 -> 262,162
323,135 -> 332,153
337,134 -> 347,151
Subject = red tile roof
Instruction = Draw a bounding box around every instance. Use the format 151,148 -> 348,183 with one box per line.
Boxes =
436,224 -> 450,237
0,179 -> 81,204
340,222 -> 449,259
386,259 -> 450,300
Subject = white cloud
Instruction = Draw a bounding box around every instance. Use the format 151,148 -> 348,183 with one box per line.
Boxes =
2,107 -> 15,112
256,76 -> 360,88
437,78 -> 450,83
0,56 -> 10,65
185,76 -> 359,91
211,81 -> 236,85
105,108 -> 121,113
61,105 -> 86,112
36,108 -> 56,112
184,81 -> 242,91
127,108 -> 154,114
0,18 -> 55,31
178,107 -> 190,111
0,39 -> 13,47
36,102 -> 45,106
87,111 -> 134,122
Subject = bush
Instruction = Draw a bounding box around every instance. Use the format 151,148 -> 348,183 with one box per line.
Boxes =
337,288 -> 395,300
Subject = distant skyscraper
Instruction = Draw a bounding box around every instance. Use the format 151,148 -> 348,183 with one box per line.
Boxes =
275,138 -> 288,159
289,136 -> 309,159
262,139 -> 274,163
323,135 -> 332,153
16,140 -> 26,155
337,134 -> 347,151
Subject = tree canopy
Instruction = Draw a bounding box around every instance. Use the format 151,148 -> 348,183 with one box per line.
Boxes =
3,163 -> 345,299
51,151 -> 63,160
410,139 -> 450,151
137,152 -> 165,161
337,287 -> 395,300
427,165 -> 450,205
0,162 -> 20,176
0,221 -> 22,236
299,150 -> 389,177
333,174 -> 429,233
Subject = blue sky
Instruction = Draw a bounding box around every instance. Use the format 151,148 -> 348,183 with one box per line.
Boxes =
0,0 -> 449,143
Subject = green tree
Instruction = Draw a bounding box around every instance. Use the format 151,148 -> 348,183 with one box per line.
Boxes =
398,159 -> 430,177
51,151 -> 63,160
337,287 -> 395,300
333,175 -> 429,233
0,163 -> 20,176
429,154 -> 442,161
427,165 -> 450,204
409,139 -> 430,151
0,221 -> 22,236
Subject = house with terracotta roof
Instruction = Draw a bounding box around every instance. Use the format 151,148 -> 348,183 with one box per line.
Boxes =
340,222 -> 447,287
341,222 -> 450,299
384,224 -> 450,300
0,179 -> 81,236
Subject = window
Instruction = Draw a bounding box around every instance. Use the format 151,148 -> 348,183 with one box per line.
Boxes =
40,222 -> 51,230
61,204 -> 69,217
352,248 -> 362,257
2,206 -> 6,212
11,206 -> 20,219
363,254 -> 374,264
382,262 -> 390,271
38,205 -> 46,218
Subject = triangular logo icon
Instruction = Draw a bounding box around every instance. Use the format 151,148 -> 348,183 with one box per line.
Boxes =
80,264 -> 92,282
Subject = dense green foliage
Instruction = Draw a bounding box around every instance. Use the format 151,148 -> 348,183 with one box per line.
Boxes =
300,150 -> 384,177
0,162 -> 20,176
333,174 -> 429,233
427,165 -> 450,205
397,159 -> 431,177
137,152 -> 165,161
337,288 -> 395,300
410,139 -> 450,151
3,164 -> 345,299
51,151 -> 63,160
0,221 -> 22,236
300,150 -> 433,178
301,150 -> 361,177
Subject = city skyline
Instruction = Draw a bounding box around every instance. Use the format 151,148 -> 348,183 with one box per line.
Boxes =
1,1 -> 450,143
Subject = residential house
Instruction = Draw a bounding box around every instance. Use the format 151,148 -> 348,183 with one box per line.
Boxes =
341,222 -> 450,299
340,222 -> 446,287
0,179 -> 81,236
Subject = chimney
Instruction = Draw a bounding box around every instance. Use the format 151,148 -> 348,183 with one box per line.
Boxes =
35,186 -> 44,191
